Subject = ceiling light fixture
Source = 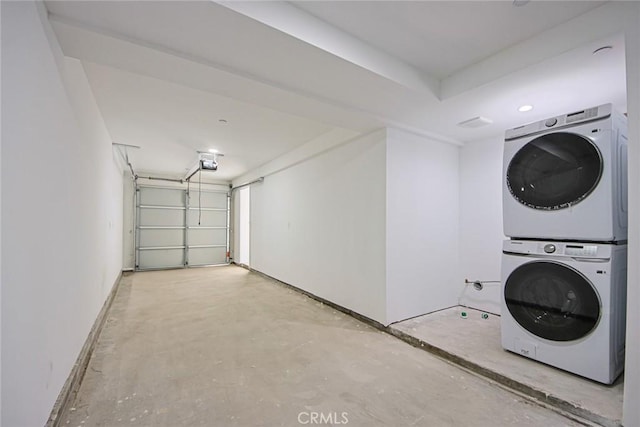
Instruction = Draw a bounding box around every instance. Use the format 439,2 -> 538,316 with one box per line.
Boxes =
518,105 -> 534,112
208,148 -> 218,153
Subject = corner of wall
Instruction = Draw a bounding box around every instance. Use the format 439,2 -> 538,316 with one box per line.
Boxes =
384,128 -> 461,324
232,127 -> 375,187
622,3 -> 640,426
457,136 -> 504,314
35,1 -> 65,78
0,2 -> 3,423
122,171 -> 136,270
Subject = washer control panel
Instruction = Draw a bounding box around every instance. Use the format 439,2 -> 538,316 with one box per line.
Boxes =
530,241 -> 599,257
505,240 -> 612,260
564,244 -> 598,257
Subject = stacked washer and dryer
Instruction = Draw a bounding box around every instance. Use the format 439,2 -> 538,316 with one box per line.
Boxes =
500,104 -> 628,384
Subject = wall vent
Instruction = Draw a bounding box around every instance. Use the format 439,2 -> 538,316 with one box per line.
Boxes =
457,116 -> 493,128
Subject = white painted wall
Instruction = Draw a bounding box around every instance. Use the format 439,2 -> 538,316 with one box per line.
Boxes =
385,128 -> 461,323
233,128 -> 359,186
1,2 -> 123,425
244,127 -> 464,325
238,187 -> 251,266
250,130 -> 389,323
458,137 -> 504,315
0,3 -> 3,423
122,171 -> 136,270
623,3 -> 640,426
231,185 -> 251,266
231,186 -> 240,264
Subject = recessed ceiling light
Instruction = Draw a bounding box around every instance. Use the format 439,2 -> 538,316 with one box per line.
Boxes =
593,46 -> 613,55
518,105 -> 534,112
208,148 -> 219,153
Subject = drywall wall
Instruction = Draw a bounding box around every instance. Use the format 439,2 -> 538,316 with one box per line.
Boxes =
233,128 -> 359,186
385,128 -> 461,323
0,3 -> 3,424
247,127 -> 463,325
250,130 -> 388,324
458,137 -> 504,315
623,3 -> 640,426
122,171 -> 136,270
233,186 -> 250,266
1,2 -> 123,425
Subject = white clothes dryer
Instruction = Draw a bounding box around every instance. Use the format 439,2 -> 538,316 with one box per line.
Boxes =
503,104 -> 627,242
501,239 -> 627,384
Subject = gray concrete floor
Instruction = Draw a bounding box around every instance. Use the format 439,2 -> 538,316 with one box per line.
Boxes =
390,306 -> 623,426
61,266 -> 584,427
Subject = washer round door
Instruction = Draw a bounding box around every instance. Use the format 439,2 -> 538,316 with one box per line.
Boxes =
504,261 -> 601,342
506,132 -> 603,210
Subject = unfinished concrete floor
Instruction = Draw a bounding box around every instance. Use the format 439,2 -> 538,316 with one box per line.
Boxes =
61,266 -> 584,426
390,307 -> 623,427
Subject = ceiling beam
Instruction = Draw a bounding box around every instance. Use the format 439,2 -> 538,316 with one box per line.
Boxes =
216,0 -> 441,100
47,14 -> 459,146
47,14 -> 380,133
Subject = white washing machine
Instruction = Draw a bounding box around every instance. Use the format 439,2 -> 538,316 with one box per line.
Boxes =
503,104 -> 628,242
501,239 -> 627,384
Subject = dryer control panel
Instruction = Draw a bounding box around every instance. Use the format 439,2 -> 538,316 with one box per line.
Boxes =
505,104 -> 612,141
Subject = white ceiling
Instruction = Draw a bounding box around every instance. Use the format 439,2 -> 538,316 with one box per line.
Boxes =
45,0 -> 629,182
291,1 -> 607,79
83,62 -> 335,180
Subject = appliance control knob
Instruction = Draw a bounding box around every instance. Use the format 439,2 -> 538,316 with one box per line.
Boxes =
545,118 -> 558,127
544,244 -> 556,254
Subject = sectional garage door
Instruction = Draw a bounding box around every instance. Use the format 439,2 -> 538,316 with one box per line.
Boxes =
136,185 -> 229,270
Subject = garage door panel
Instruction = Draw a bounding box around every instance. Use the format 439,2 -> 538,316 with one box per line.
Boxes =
187,210 -> 227,227
139,229 -> 184,247
138,249 -> 184,270
188,247 -> 227,266
188,191 -> 227,209
139,187 -> 185,206
136,185 -> 228,270
139,208 -> 185,227
188,228 -> 226,246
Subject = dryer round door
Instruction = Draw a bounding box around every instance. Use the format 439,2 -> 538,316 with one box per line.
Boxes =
506,132 -> 603,210
504,261 -> 601,342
